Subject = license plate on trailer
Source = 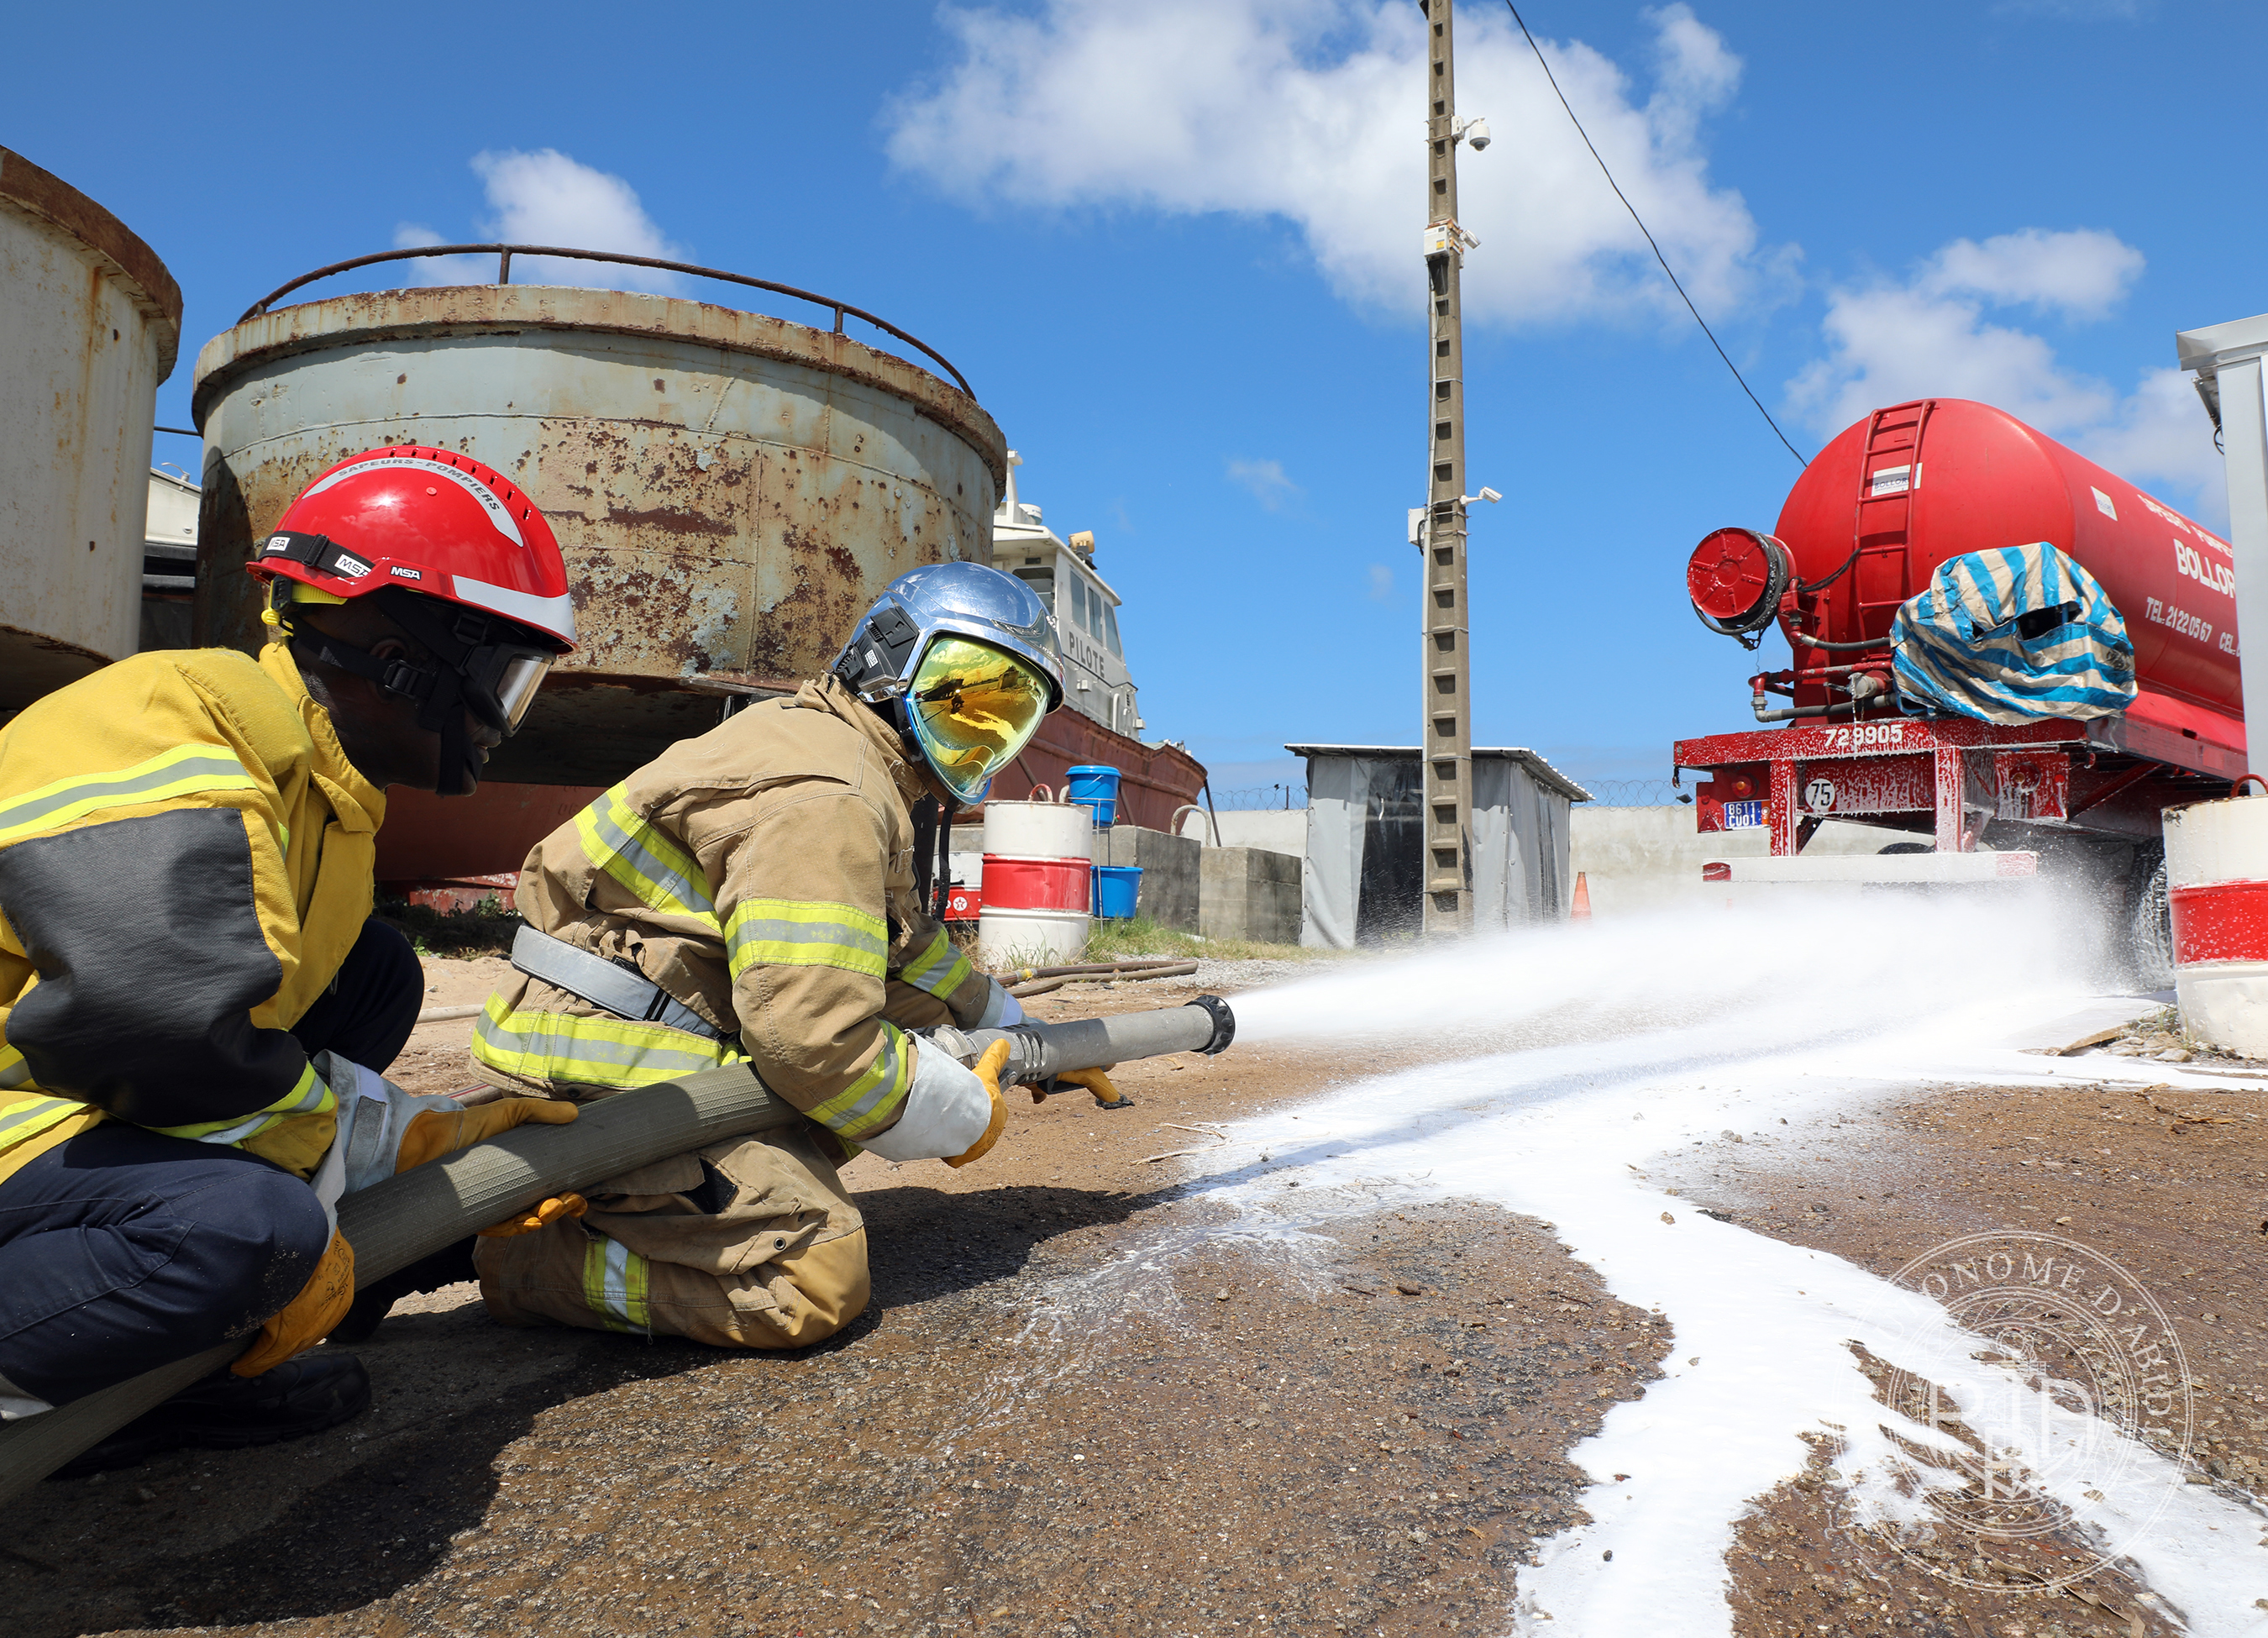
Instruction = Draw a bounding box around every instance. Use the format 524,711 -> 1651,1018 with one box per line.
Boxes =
1721,801 -> 1766,829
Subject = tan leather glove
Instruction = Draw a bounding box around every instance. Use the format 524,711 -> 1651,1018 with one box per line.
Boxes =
943,1038 -> 1013,1169
479,1194 -> 590,1238
394,1098 -> 579,1173
233,1230 -> 355,1378
1055,1067 -> 1126,1109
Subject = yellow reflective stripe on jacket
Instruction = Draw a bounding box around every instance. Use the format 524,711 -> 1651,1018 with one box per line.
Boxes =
0,1090 -> 92,1149
582,1233 -> 652,1334
724,899 -> 889,981
573,787 -> 719,929
472,995 -> 740,1090
0,746 -> 259,846
803,1021 -> 911,1141
0,1042 -> 29,1091
151,1059 -> 334,1147
897,926 -> 973,1000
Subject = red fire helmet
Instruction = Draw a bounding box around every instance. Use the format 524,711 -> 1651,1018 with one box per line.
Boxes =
248,445 -> 576,652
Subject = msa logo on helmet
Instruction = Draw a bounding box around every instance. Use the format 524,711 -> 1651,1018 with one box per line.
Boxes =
390,566 -> 424,580
333,553 -> 372,579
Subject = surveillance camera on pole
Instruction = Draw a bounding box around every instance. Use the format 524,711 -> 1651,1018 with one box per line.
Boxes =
1420,0 -> 1479,937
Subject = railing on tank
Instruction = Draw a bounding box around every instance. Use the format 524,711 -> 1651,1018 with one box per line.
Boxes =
236,244 -> 975,399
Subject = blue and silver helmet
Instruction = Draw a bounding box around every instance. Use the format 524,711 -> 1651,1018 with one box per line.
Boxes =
832,562 -> 1064,802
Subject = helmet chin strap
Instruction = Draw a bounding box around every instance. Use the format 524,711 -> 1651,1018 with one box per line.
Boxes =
285,599 -> 485,798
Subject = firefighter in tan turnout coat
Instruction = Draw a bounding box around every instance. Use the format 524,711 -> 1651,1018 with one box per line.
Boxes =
470,562 -> 1074,1347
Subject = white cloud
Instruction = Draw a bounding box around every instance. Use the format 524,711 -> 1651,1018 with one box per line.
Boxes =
1918,228 -> 2143,321
885,1 -> 1788,328
1227,457 -> 1299,511
1787,228 -> 2222,521
1366,564 -> 1394,602
393,149 -> 686,293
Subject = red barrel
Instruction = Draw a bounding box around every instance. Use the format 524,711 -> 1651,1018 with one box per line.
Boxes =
1768,399 -> 2239,731
979,853 -> 1090,913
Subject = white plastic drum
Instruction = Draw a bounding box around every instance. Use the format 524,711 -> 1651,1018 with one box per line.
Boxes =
978,905 -> 1089,967
981,799 -> 1095,859
2163,791 -> 2268,1058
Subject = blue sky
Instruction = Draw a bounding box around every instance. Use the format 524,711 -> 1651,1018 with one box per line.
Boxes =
12,0 -> 2259,796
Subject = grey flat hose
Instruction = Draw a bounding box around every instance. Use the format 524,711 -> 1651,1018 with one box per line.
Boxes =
0,996 -> 1233,1505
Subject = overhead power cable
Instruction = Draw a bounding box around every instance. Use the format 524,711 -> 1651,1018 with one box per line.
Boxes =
1501,0 -> 1809,468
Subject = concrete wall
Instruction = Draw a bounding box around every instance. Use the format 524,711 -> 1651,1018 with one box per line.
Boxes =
1567,806 -> 1913,916
1177,808 -> 1308,855
1101,824 -> 1201,931
1200,846 -> 1302,944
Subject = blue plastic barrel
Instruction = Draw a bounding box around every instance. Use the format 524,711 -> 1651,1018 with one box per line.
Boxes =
1065,764 -> 1122,827
1093,865 -> 1142,920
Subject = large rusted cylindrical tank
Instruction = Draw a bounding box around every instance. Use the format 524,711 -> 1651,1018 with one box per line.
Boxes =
192,278 -> 1006,785
0,148 -> 182,716
1772,399 -> 2238,730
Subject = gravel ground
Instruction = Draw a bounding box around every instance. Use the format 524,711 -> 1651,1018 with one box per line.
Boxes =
8,962 -> 2262,1637
1660,1066 -> 2268,1637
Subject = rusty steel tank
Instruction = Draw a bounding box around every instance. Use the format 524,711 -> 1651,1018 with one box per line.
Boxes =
0,147 -> 182,717
191,246 -> 1008,788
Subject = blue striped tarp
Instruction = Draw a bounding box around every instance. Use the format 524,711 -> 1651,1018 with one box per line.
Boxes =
1890,543 -> 2136,724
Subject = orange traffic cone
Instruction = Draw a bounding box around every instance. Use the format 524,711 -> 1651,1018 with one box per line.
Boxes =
1570,870 -> 1592,921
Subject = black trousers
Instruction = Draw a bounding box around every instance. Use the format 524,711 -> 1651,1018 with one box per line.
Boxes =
0,918 -> 423,1408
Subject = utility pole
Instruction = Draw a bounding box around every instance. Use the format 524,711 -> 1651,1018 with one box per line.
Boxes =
1420,0 -> 1473,936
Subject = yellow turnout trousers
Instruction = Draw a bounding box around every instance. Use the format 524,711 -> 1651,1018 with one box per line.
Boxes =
474,1117 -> 867,1349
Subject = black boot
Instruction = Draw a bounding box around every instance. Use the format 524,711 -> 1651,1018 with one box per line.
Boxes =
49,1354 -> 370,1479
328,1236 -> 479,1345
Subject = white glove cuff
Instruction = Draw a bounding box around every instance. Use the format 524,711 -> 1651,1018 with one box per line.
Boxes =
974,978 -> 1025,1029
858,1041 -> 994,1163
309,1054 -> 471,1225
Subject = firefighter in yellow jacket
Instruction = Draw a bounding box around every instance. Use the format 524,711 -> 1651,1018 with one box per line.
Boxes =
0,446 -> 579,1472
466,561 -> 1083,1347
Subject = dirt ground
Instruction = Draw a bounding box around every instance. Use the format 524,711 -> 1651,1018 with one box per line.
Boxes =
3,966 -> 2260,1637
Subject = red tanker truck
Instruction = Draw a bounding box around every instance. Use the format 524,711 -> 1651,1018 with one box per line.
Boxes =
1672,397 -> 2242,966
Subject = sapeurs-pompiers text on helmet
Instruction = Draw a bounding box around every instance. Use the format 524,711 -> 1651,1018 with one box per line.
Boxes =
247,446 -> 577,797
831,562 -> 1064,804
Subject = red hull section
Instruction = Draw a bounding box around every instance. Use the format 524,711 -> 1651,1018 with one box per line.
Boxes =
981,711 -> 1210,833
375,711 -> 1209,890
374,781 -> 594,888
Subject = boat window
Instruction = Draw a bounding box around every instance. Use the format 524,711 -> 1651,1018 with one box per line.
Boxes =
1103,601 -> 1123,658
1011,566 -> 1054,612
1069,576 -> 1089,635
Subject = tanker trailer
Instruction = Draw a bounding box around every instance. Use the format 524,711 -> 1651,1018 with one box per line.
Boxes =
1672,398 -> 2239,959
189,246 -> 1007,883
0,147 -> 182,720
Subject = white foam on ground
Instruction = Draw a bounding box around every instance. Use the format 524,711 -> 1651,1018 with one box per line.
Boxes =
1182,895 -> 2268,1636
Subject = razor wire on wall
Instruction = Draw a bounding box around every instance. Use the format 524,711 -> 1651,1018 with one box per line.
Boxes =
1580,780 -> 1695,808
1210,785 -> 1310,810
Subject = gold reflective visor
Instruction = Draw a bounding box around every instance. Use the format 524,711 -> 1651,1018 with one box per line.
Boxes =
906,636 -> 1050,801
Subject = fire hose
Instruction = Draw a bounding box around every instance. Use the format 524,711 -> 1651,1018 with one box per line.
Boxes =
0,996 -> 1235,1505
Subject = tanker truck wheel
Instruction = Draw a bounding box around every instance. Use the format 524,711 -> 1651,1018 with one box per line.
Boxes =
2128,855 -> 2176,993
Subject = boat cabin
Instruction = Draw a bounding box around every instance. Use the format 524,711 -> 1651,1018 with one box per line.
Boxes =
992,454 -> 1143,739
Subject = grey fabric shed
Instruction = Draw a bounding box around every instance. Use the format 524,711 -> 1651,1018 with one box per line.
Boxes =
1287,745 -> 1591,949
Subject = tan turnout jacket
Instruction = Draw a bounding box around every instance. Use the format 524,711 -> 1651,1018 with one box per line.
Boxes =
472,675 -> 992,1150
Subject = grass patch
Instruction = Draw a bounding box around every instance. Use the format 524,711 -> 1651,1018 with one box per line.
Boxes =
378,898 -> 519,960
1080,915 -> 1332,965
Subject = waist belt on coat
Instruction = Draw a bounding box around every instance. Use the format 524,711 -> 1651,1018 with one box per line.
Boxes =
510,926 -> 730,1043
